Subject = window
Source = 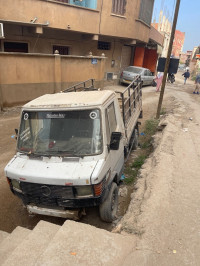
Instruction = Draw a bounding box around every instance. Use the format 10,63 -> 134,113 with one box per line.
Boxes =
53,45 -> 69,55
139,0 -> 154,26
98,41 -> 111,50
112,0 -> 127,16
106,102 -> 117,142
4,42 -> 28,53
69,0 -> 97,9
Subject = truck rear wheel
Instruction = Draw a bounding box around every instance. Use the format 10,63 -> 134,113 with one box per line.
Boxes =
99,182 -> 119,222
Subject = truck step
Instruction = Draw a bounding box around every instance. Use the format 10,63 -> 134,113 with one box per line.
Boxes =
0,226 -> 31,265
0,231 -> 9,245
3,221 -> 60,266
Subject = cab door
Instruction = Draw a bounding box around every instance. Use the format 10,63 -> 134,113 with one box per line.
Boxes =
105,101 -> 124,182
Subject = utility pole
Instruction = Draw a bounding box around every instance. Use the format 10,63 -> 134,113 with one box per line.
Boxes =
156,0 -> 181,119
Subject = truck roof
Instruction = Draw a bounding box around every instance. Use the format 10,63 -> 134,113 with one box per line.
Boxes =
23,90 -> 115,109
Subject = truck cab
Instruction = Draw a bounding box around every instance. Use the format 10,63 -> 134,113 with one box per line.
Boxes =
5,79 -> 142,222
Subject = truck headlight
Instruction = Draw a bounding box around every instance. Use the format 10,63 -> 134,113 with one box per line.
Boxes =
75,186 -> 93,198
11,179 -> 22,192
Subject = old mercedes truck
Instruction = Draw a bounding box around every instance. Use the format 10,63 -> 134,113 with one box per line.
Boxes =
5,78 -> 142,222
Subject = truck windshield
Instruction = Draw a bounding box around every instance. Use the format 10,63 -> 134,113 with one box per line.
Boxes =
17,109 -> 102,156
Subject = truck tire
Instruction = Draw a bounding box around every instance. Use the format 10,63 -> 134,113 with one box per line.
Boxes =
99,182 -> 119,222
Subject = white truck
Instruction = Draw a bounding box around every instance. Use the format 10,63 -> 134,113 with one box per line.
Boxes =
5,78 -> 142,222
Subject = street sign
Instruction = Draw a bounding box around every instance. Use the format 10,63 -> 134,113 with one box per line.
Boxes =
91,58 -> 98,65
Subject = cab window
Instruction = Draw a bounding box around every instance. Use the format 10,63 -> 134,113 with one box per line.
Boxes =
105,102 -> 117,142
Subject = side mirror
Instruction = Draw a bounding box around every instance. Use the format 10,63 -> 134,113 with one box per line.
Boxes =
110,132 -> 122,150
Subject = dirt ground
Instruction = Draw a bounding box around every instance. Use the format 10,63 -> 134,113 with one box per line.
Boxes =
120,72 -> 200,265
1,72 -> 200,265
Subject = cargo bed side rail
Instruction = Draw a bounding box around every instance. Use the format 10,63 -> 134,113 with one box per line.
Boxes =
62,79 -> 96,93
116,75 -> 142,127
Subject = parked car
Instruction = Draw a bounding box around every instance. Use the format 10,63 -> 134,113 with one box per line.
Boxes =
120,66 -> 155,86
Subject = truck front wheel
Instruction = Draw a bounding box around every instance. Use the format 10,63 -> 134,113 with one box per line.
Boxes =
99,182 -> 119,222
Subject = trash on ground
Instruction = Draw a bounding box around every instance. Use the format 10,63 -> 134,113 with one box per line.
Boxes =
173,250 -> 177,254
189,117 -> 193,121
119,187 -> 128,197
120,174 -> 126,180
11,135 -> 15,139
70,252 -> 77,256
140,132 -> 145,136
182,128 -> 188,132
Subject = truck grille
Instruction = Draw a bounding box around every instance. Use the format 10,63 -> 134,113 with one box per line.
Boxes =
20,182 -> 74,207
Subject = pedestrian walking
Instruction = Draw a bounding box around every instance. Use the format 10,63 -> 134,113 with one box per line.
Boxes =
182,69 -> 190,84
155,72 -> 163,92
193,73 -> 200,94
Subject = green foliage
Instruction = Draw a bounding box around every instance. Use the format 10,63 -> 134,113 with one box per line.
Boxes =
144,119 -> 159,136
160,108 -> 166,115
124,118 -> 159,185
124,155 -> 147,184
124,167 -> 137,185
131,155 -> 147,169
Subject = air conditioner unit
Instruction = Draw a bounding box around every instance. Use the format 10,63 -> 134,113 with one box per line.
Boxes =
106,72 -> 114,80
0,23 -> 4,38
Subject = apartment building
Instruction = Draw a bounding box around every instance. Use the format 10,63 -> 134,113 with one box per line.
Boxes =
0,0 -> 163,106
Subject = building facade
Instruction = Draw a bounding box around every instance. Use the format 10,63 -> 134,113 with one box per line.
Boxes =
171,30 -> 185,58
0,0 -> 163,107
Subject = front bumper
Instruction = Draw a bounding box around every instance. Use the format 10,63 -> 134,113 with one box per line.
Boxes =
27,205 -> 82,220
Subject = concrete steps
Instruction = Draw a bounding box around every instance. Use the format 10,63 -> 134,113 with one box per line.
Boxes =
35,220 -> 134,266
0,226 -> 31,265
3,221 -> 60,266
0,220 -> 135,266
0,231 -> 9,245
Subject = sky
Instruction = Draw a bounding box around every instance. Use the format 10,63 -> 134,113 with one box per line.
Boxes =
152,0 -> 200,52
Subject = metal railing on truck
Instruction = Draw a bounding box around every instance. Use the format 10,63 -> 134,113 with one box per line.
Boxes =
115,75 -> 142,127
62,79 -> 96,93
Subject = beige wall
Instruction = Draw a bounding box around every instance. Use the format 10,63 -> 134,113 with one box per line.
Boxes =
1,0 -> 100,34
1,25 -> 125,77
0,53 -> 106,106
1,0 -> 150,41
100,0 -> 150,42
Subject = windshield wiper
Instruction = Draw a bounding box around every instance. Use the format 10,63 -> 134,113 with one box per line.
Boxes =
18,150 -> 47,157
44,150 -> 83,158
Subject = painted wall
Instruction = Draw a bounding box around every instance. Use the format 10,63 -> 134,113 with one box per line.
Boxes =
0,53 -> 106,106
172,30 -> 185,58
1,0 -> 100,35
1,23 -> 124,79
1,0 -> 150,42
100,0 -> 150,42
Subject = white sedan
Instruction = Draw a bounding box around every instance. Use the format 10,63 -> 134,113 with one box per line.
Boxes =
120,66 -> 155,86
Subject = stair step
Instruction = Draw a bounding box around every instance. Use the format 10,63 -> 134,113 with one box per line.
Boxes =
0,226 -> 30,265
3,221 -> 60,266
0,231 -> 9,245
36,220 -> 134,266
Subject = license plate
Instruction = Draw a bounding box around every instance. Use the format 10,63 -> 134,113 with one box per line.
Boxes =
123,79 -> 132,84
